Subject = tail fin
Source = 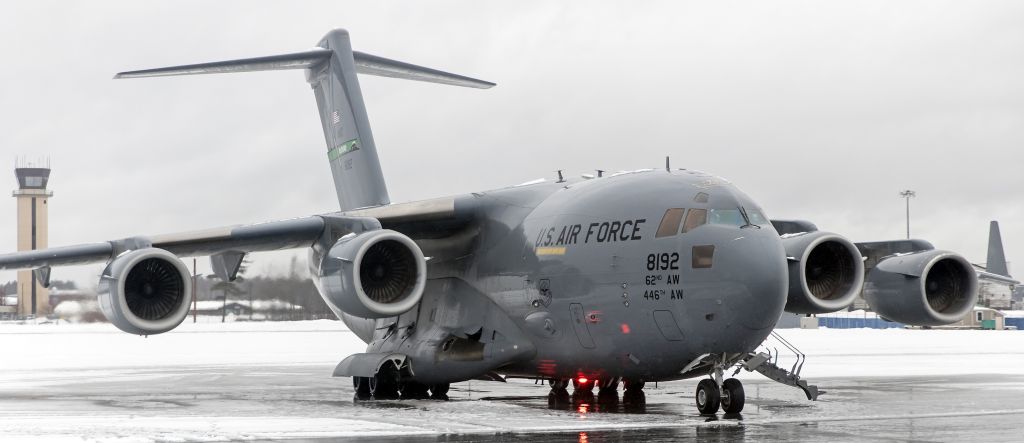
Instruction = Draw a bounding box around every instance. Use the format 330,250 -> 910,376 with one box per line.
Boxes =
115,28 -> 494,211
987,220 -> 1010,277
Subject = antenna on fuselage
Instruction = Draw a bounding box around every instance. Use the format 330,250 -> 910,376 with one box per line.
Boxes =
556,170 -> 565,183
665,156 -> 671,172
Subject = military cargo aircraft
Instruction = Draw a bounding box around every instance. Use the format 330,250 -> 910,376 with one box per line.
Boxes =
0,29 -> 981,414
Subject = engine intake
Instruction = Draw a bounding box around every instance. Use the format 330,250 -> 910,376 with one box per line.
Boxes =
782,231 -> 865,314
316,230 -> 427,318
864,250 -> 978,326
97,248 -> 192,335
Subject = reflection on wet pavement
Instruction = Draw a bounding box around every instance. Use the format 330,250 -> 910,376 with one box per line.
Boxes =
4,365 -> 1024,441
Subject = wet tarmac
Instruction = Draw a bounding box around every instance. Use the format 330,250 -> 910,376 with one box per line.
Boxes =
2,363 -> 1023,442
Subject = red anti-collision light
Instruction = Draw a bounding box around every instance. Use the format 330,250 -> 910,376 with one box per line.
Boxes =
577,376 -> 589,384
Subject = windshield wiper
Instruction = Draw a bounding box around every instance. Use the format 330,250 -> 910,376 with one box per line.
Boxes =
738,206 -> 760,229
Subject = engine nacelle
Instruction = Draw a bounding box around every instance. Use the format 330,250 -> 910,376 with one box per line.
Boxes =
782,231 -> 865,314
97,248 -> 193,335
864,250 -> 978,326
317,229 -> 427,319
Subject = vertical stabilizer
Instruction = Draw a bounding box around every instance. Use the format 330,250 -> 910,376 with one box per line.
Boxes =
987,221 -> 1010,277
309,30 -> 388,210
115,28 -> 494,212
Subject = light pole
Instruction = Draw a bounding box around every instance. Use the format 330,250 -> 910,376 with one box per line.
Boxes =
899,190 -> 916,239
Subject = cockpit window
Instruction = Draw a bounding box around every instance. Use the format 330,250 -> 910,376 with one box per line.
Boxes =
656,208 -> 685,238
746,208 -> 769,225
708,208 -> 745,227
682,208 -> 707,233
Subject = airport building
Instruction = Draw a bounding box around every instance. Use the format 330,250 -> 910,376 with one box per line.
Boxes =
12,159 -> 53,316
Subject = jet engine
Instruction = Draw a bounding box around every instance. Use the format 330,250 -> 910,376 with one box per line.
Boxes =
863,250 -> 978,326
781,231 -> 865,314
97,248 -> 193,335
317,229 -> 427,319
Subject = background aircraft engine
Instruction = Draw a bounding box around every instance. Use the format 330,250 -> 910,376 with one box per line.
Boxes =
782,231 -> 865,314
97,248 -> 193,336
318,229 -> 427,319
863,250 -> 978,326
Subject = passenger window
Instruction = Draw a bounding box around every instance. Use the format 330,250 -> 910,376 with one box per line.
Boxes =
692,245 -> 715,268
656,208 -> 685,238
682,209 -> 707,233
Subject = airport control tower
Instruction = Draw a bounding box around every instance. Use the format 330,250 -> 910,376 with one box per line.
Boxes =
13,159 -> 53,316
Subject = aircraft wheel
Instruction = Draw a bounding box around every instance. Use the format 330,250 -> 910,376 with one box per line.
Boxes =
623,378 -> 645,391
353,376 -> 371,400
720,378 -> 745,414
598,377 -> 620,394
572,377 -> 595,393
399,381 -> 430,399
370,362 -> 400,399
695,378 -> 721,414
549,378 -> 569,391
430,383 -> 450,400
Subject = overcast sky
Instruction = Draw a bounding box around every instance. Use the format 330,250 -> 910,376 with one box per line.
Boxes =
1,1 -> 1022,288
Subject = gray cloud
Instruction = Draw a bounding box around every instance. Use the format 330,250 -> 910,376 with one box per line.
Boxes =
1,0 -> 1022,286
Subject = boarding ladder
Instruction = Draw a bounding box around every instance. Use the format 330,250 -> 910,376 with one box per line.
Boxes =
736,331 -> 820,400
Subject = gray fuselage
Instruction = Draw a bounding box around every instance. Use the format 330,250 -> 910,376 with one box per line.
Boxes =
351,168 -> 789,383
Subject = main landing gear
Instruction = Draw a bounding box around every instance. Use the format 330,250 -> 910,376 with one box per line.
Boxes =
352,361 -> 450,401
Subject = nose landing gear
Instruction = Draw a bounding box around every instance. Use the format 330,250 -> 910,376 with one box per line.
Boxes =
695,379 -> 721,414
695,377 -> 745,414
720,378 -> 745,413
695,364 -> 746,415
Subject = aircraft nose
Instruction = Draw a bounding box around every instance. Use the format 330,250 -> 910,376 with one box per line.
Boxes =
724,231 -> 788,330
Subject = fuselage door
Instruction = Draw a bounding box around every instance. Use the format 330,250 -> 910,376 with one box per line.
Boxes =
569,303 -> 596,349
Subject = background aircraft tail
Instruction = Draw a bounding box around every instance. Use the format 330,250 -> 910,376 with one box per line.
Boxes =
116,28 -> 494,211
986,220 -> 1010,277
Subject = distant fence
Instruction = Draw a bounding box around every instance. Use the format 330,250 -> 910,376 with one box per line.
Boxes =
817,317 -> 905,329
1005,318 -> 1024,330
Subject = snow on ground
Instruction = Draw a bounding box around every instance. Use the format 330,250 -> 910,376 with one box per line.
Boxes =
0,320 -> 353,373
2,321 -> 1024,441
762,327 -> 1024,379
2,320 -> 1022,378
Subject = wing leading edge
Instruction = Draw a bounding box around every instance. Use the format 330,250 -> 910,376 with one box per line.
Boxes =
0,216 -> 326,272
0,196 -> 465,273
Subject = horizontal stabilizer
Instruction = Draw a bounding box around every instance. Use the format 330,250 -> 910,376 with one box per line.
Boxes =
352,51 -> 494,89
114,49 -> 494,89
114,49 -> 333,79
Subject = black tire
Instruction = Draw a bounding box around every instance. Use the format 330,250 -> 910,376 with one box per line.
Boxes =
598,377 -> 620,394
430,383 -> 450,398
370,362 -> 400,399
572,377 -> 595,393
353,376 -> 371,400
399,381 -> 430,399
549,378 -> 569,391
623,378 -> 645,391
695,378 -> 721,414
721,378 -> 745,413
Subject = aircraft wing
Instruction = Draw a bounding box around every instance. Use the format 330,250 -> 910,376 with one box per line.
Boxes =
0,216 -> 330,272
0,196 -> 467,274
